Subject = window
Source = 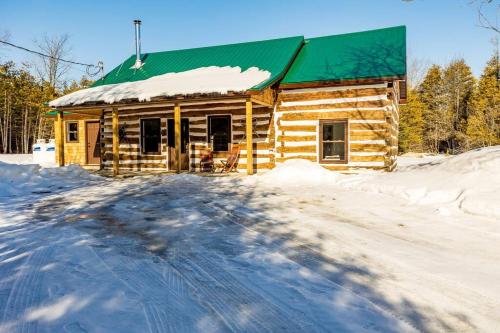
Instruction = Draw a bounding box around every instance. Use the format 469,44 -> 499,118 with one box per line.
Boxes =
66,122 -> 79,142
208,115 -> 231,152
141,118 -> 161,154
319,120 -> 348,163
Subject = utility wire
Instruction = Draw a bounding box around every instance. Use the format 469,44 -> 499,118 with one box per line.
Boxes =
0,39 -> 104,78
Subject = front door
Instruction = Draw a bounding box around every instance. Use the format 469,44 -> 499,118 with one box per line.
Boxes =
85,121 -> 101,165
167,119 -> 190,170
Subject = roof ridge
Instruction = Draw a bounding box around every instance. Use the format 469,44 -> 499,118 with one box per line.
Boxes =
142,35 -> 304,57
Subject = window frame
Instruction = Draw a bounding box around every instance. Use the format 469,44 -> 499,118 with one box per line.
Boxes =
140,117 -> 162,155
207,115 -> 232,152
66,121 -> 79,143
318,119 -> 348,164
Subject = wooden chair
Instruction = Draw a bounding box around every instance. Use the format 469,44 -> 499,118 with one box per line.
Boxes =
199,148 -> 214,172
220,146 -> 241,173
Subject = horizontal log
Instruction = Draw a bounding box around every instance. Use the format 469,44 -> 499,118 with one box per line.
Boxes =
349,122 -> 387,131
189,119 -> 207,125
276,145 -> 316,153
105,109 -> 272,121
277,125 -> 317,132
277,135 -> 316,142
105,163 -> 167,169
190,153 -> 270,159
280,111 -> 387,121
350,132 -> 386,141
103,153 -> 165,161
279,88 -> 387,102
350,143 -> 387,152
275,155 -> 317,163
349,155 -> 385,162
279,100 -> 389,112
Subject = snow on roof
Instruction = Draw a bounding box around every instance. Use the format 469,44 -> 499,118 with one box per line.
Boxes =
49,66 -> 271,107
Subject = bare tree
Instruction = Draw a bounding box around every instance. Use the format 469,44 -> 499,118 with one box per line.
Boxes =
33,33 -> 72,90
402,0 -> 499,34
474,0 -> 500,33
407,56 -> 430,90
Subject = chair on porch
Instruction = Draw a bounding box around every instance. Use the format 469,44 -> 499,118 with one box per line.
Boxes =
220,145 -> 241,173
199,147 -> 214,172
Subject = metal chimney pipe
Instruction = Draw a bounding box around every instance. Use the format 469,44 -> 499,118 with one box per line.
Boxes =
133,19 -> 142,68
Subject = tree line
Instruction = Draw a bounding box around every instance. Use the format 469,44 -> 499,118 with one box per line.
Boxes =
0,34 -> 92,153
0,33 -> 498,155
399,52 -> 499,154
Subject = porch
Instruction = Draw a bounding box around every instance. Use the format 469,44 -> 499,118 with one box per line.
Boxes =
54,93 -> 275,175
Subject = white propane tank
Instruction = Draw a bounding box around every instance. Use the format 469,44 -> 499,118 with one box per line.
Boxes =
32,139 -> 56,165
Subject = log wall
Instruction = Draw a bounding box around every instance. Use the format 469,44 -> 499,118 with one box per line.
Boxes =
275,83 -> 397,171
100,99 -> 274,171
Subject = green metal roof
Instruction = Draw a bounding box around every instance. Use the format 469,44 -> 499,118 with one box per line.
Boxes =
92,36 -> 304,91
281,26 -> 406,85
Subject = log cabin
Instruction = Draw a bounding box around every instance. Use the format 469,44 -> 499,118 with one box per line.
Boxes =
48,25 -> 406,175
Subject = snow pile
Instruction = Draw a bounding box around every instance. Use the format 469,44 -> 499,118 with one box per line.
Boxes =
248,159 -> 339,187
340,146 -> 500,219
0,162 -> 100,197
49,66 -> 271,107
396,154 -> 446,168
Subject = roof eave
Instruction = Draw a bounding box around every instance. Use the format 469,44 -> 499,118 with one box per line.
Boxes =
50,92 -> 251,110
279,75 -> 406,89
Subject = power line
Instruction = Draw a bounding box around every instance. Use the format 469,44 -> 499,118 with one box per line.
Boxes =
0,39 -> 104,78
0,39 -> 96,67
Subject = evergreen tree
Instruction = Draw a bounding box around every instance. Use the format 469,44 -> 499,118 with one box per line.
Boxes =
442,59 -> 476,151
399,89 -> 425,153
62,76 -> 93,95
467,53 -> 500,148
418,65 -> 451,152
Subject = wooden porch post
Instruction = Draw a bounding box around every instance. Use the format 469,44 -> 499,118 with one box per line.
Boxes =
56,110 -> 65,167
174,103 -> 181,173
112,107 -> 119,176
245,99 -> 254,175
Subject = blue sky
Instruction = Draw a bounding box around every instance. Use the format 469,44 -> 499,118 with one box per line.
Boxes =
1,0 -> 498,81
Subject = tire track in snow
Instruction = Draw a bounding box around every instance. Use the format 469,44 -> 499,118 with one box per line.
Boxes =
1,246 -> 53,333
81,235 -> 226,333
200,200 -> 421,333
170,251 -> 308,333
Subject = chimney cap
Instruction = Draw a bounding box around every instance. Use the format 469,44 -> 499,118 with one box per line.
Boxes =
134,19 -> 142,24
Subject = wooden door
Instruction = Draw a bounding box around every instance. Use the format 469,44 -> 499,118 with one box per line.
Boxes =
167,119 -> 189,170
86,121 -> 101,165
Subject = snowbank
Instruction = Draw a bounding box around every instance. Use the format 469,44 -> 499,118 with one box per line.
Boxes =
49,66 -> 271,107
396,154 -> 446,169
248,147 -> 500,219
246,159 -> 339,187
0,162 -> 100,197
339,146 -> 500,219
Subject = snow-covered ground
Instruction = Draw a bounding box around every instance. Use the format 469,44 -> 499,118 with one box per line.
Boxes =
0,154 -> 34,165
0,147 -> 499,332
